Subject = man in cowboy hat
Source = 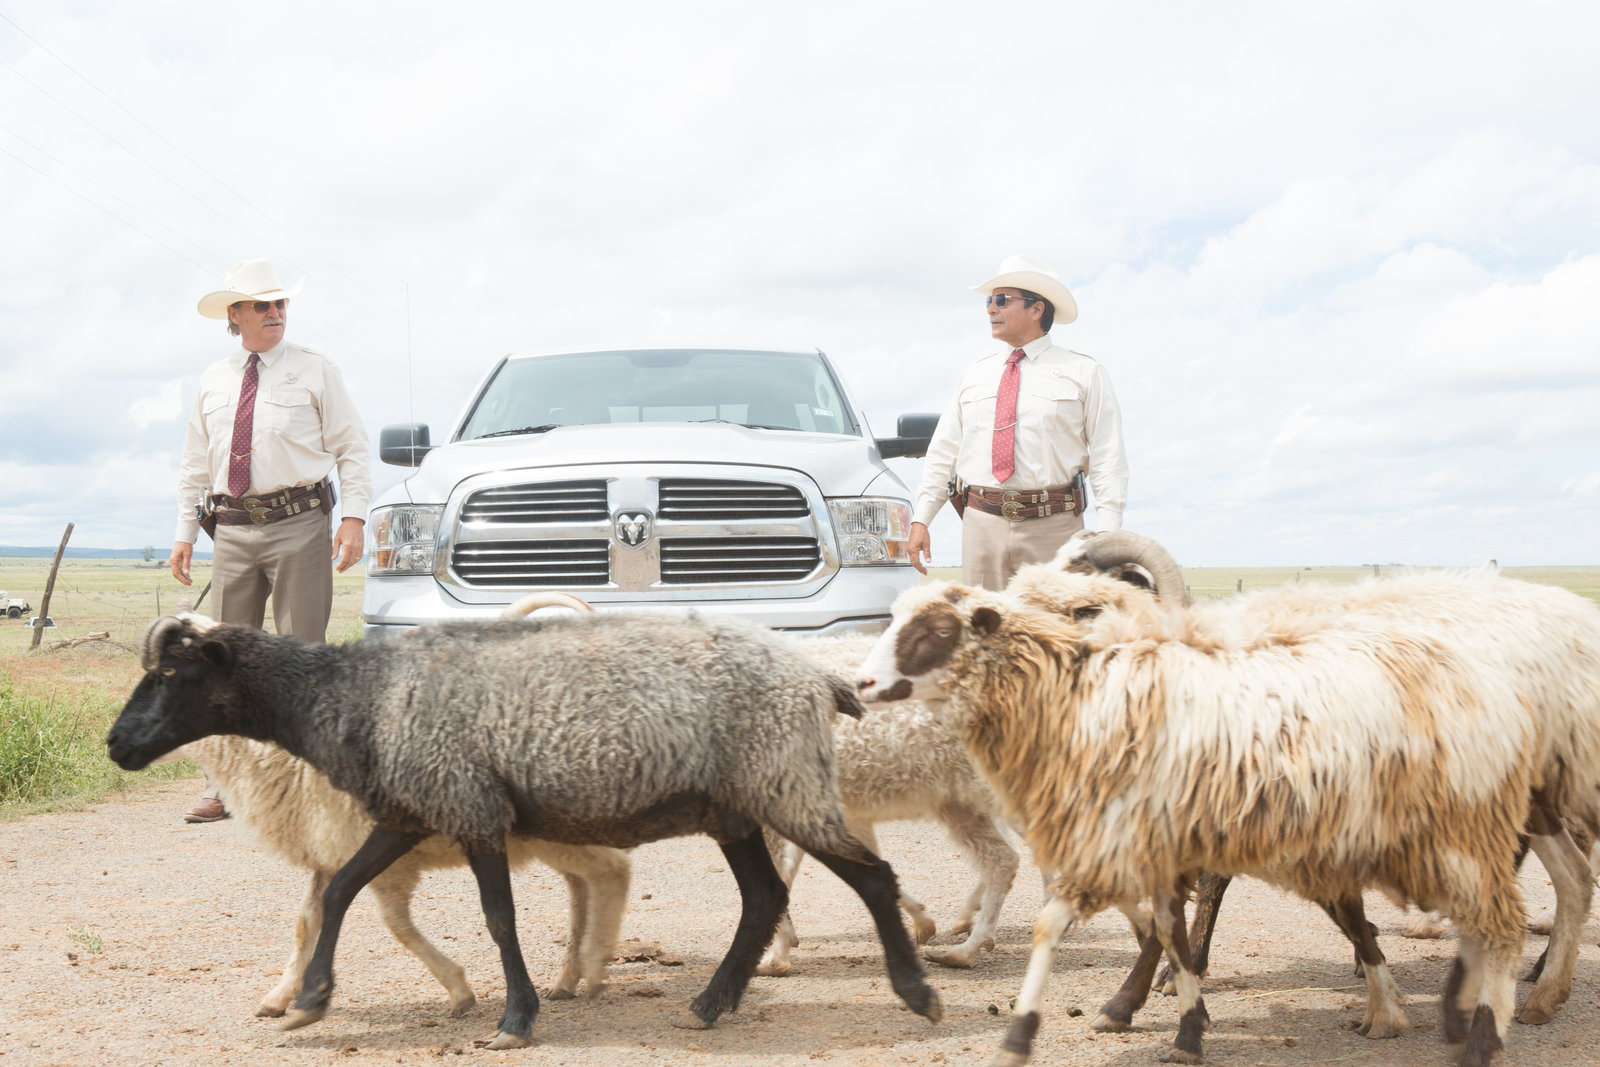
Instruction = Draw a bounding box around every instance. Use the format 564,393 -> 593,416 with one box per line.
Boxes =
908,254 -> 1128,590
168,258 -> 372,822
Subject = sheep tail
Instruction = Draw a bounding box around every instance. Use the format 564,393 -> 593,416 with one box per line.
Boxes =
829,676 -> 866,720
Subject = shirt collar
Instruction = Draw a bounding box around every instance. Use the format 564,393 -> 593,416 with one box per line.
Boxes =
1016,334 -> 1053,361
237,340 -> 288,368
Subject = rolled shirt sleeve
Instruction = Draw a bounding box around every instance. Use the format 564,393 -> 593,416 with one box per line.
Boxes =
913,390 -> 964,527
316,361 -> 373,521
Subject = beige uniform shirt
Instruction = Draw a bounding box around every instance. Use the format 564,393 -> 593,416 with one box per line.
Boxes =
174,341 -> 373,544
914,334 -> 1128,530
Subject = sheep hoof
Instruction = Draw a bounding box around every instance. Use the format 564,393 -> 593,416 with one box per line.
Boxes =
1357,1018 -> 1408,1039
1090,1012 -> 1128,1033
254,1001 -> 288,1018
671,1011 -> 716,1030
925,947 -> 975,969
476,1031 -> 532,1050
545,987 -> 577,1001
755,957 -> 792,977
1156,1049 -> 1202,1064
907,985 -> 943,1023
912,918 -> 938,945
450,992 -> 477,1017
1517,1003 -> 1556,1026
947,917 -> 975,936
278,1006 -> 325,1031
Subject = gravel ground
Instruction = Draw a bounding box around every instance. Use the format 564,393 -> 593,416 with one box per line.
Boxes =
2,777 -> 1598,1067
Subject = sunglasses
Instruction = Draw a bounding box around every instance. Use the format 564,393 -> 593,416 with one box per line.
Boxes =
985,293 -> 1036,309
234,298 -> 288,313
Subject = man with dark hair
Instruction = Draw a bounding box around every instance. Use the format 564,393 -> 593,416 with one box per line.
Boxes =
168,259 -> 372,822
909,255 -> 1127,590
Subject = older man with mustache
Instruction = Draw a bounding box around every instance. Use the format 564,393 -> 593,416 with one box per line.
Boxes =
168,259 -> 372,823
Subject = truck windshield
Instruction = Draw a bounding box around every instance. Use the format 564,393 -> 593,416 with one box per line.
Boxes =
458,350 -> 859,440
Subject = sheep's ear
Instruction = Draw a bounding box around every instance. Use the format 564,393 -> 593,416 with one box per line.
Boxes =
829,677 -> 866,720
971,606 -> 1003,635
198,639 -> 233,671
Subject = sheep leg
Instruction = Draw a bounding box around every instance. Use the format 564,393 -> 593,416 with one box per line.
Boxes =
1323,895 -> 1408,1038
1158,872 -> 1231,995
572,850 -> 630,997
1518,829 -> 1591,1023
808,846 -> 943,1023
677,829 -> 788,1028
1092,916 -> 1164,1032
756,830 -> 805,977
257,869 -> 329,1017
370,877 -> 475,1016
281,825 -> 425,1031
547,872 -> 589,999
466,850 -> 540,1049
994,895 -> 1078,1067
1151,890 -> 1209,1065
925,807 -> 1019,969
1459,936 -> 1517,1067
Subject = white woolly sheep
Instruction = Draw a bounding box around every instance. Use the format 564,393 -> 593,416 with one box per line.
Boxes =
180,734 -> 630,1016
857,549 -> 1597,1066
110,610 -> 940,1049
757,633 -> 1020,975
1029,532 -> 1600,1025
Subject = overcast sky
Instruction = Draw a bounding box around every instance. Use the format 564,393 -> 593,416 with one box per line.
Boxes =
2,1 -> 1596,566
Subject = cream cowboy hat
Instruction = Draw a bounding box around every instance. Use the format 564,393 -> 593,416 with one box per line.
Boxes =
971,254 -> 1078,325
197,258 -> 305,319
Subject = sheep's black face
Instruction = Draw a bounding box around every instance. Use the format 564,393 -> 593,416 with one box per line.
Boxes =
106,642 -> 233,770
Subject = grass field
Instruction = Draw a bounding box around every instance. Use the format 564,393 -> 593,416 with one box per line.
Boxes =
2,555 -> 1596,820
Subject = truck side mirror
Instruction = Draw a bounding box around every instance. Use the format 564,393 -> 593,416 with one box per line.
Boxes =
875,412 -> 940,459
379,423 -> 433,467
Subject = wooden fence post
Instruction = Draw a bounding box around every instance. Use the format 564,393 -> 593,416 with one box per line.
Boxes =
30,522 -> 73,651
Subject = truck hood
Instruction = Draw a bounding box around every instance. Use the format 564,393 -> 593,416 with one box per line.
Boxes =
381,423 -> 908,506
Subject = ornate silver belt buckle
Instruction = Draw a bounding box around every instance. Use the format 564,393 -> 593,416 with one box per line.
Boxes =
1000,490 -> 1024,521
243,498 -> 272,525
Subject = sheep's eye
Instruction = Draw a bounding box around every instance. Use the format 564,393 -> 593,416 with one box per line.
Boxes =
160,667 -> 177,677
934,626 -> 954,639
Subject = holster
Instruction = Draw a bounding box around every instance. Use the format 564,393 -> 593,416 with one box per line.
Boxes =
318,479 -> 337,516
196,500 -> 218,541
947,476 -> 967,518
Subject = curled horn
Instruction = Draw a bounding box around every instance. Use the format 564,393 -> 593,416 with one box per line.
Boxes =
141,615 -> 189,671
501,591 -> 595,619
1081,531 -> 1190,606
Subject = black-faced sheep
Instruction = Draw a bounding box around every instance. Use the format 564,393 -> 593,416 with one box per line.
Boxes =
757,634 -> 1020,975
109,611 -> 941,1049
858,566 -> 1571,1067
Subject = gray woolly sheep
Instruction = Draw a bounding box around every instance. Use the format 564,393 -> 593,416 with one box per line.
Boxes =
757,634 -> 1020,975
857,546 -> 1597,1067
109,611 -> 941,1049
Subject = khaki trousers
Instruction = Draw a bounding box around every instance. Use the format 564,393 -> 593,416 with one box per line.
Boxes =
960,506 -> 1084,592
200,509 -> 333,804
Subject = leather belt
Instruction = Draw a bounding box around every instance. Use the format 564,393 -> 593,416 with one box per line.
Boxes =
966,482 -> 1079,521
209,480 -> 331,527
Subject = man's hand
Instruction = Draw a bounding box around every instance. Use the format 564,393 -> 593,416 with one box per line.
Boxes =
332,517 -> 365,573
907,522 -> 931,575
170,541 -> 194,586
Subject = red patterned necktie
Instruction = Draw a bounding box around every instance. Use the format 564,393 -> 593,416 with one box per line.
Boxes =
227,353 -> 261,497
991,348 -> 1026,483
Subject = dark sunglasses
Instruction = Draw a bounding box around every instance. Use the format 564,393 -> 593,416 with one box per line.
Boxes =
985,293 -> 1036,309
234,298 -> 288,313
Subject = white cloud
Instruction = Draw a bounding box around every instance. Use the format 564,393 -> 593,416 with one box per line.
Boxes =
128,379 -> 182,429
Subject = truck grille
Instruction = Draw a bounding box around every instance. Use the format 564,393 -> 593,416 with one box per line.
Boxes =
658,479 -> 809,520
660,537 -> 821,584
460,480 -> 608,524
451,539 -> 610,586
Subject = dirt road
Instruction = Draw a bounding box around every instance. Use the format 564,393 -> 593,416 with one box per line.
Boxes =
2,777 -> 1597,1066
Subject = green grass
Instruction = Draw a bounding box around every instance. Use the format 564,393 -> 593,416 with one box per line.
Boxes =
0,555 -> 365,819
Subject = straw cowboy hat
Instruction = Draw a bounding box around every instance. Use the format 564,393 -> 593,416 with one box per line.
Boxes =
197,259 -> 304,319
971,254 -> 1078,325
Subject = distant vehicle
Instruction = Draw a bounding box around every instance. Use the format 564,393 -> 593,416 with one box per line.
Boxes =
1,590 -> 32,619
364,347 -> 938,639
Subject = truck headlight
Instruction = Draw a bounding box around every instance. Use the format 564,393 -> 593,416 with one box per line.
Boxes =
828,498 -> 913,565
367,505 -> 443,575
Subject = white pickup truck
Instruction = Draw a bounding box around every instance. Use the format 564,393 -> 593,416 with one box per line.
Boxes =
362,348 -> 937,638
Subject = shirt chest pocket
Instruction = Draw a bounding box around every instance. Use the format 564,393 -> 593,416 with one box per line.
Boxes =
958,382 -> 1001,428
202,393 -> 236,441
256,387 -> 316,438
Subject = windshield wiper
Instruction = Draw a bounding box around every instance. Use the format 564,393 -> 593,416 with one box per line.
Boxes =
476,425 -> 560,439
691,418 -> 798,431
